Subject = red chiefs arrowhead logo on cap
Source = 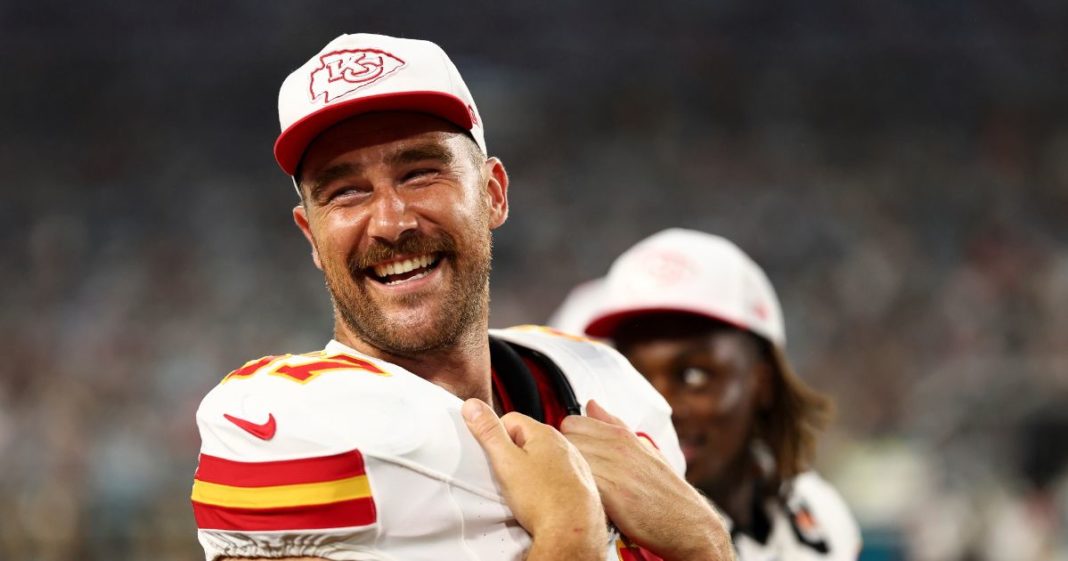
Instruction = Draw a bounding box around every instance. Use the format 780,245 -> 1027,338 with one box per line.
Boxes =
309,49 -> 406,103
630,248 -> 698,289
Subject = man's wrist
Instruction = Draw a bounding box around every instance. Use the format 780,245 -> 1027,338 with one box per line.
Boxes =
527,534 -> 604,561
659,498 -> 735,561
526,520 -> 606,561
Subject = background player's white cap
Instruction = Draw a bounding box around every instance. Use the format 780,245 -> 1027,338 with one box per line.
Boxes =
547,277 -> 607,335
583,228 -> 786,347
274,33 -> 486,176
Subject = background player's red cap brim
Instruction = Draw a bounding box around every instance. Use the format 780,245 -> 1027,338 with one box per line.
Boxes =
584,306 -> 752,339
273,90 -> 475,176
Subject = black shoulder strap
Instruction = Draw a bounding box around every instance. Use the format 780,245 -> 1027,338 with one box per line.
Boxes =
488,336 -> 544,422
488,336 -> 583,420
514,345 -> 583,417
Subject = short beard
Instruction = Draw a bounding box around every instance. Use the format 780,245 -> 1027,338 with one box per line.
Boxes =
324,229 -> 492,358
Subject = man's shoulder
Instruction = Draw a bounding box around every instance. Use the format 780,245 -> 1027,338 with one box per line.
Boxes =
198,350 -> 407,434
192,347 -> 513,557
787,471 -> 856,526
490,324 -> 632,378
492,325 -> 671,412
196,348 -> 456,464
192,348 -> 513,560
492,324 -> 683,468
777,471 -> 862,560
208,350 -> 394,390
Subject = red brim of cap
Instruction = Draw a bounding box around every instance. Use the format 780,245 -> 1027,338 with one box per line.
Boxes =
273,90 -> 475,176
584,306 -> 751,339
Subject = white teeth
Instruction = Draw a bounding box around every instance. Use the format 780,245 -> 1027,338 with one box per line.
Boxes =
384,269 -> 431,286
372,254 -> 435,279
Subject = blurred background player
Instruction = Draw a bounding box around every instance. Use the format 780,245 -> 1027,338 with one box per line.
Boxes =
554,228 -> 862,560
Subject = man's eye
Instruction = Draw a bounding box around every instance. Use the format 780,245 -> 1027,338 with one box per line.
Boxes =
403,168 -> 438,182
682,367 -> 710,388
329,186 -> 369,200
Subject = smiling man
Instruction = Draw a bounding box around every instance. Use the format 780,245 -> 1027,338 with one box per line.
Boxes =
190,34 -> 731,561
293,111 -> 504,399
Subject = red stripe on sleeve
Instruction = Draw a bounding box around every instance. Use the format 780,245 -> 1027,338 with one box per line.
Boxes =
195,450 -> 366,487
193,495 -> 377,531
635,432 -> 661,450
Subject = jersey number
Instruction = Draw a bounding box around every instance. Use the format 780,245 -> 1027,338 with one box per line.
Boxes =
222,353 -> 386,384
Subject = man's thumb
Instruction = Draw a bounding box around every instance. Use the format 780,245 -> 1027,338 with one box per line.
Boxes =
462,399 -> 515,461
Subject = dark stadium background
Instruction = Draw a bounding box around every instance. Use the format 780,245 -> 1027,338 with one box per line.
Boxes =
2,1 -> 1066,559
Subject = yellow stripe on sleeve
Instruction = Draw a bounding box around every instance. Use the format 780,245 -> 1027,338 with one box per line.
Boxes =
192,474 -> 371,509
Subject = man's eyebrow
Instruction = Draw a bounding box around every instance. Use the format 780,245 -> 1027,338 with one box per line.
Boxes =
307,162 -> 362,201
386,143 -> 454,167
303,144 -> 455,200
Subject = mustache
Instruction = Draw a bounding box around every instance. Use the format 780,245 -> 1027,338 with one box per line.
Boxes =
351,232 -> 458,272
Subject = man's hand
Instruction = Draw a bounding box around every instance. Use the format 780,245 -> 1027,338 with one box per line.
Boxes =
461,399 -> 606,561
561,400 -> 735,561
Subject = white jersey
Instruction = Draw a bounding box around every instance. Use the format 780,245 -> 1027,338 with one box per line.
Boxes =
729,472 -> 861,561
192,325 -> 682,561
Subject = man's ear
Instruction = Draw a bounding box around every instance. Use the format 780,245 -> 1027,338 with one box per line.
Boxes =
483,157 -> 509,229
292,204 -> 323,271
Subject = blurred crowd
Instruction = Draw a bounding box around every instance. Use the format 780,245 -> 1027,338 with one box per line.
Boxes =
2,1 -> 1066,560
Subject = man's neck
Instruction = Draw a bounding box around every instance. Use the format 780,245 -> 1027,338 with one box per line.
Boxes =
703,456 -> 761,530
333,319 -> 495,408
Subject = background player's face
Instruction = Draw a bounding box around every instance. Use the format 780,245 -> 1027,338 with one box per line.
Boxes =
616,315 -> 771,494
293,112 -> 508,356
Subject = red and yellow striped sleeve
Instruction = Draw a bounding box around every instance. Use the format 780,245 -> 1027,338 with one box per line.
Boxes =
191,449 -> 377,531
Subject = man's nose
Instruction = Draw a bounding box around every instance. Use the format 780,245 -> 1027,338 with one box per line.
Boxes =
366,187 -> 418,242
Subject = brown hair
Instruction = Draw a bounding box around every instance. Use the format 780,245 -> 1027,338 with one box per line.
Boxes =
756,340 -> 834,491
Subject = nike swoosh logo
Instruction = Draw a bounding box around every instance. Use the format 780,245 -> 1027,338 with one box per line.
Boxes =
224,413 -> 277,440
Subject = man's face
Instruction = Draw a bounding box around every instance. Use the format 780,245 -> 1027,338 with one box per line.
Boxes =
293,112 -> 508,357
616,315 -> 771,493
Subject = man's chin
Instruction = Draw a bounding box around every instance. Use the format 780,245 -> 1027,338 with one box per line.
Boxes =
331,255 -> 489,356
368,296 -> 441,326
364,325 -> 461,357
342,303 -> 464,356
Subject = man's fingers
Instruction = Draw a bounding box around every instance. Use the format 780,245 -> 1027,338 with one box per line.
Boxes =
585,399 -> 626,426
560,399 -> 628,436
499,412 -> 531,447
462,399 -> 517,464
562,433 -> 616,470
503,411 -> 557,449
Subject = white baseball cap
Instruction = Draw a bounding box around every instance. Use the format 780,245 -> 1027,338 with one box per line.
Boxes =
274,33 -> 486,176
583,228 -> 786,347
547,277 -> 607,336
